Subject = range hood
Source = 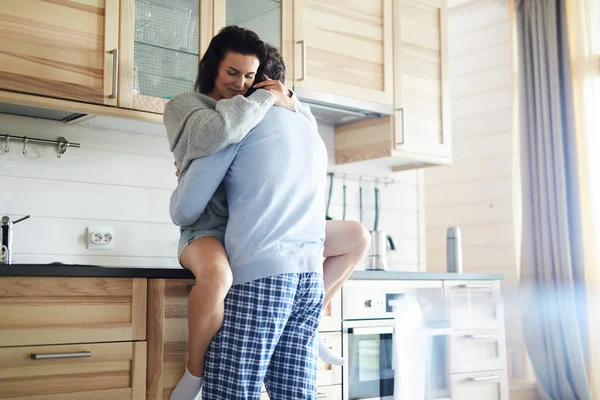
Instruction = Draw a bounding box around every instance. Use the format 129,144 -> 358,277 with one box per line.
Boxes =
0,102 -> 87,123
293,87 -> 394,127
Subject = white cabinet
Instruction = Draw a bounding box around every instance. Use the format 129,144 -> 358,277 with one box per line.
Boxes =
445,280 -> 509,400
451,371 -> 510,400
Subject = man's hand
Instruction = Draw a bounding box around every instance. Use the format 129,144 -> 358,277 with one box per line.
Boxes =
253,75 -> 298,112
174,161 -> 180,178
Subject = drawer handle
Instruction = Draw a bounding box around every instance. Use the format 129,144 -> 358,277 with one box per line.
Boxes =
468,375 -> 499,382
458,284 -> 492,289
317,393 -> 327,399
466,334 -> 497,339
31,351 -> 91,360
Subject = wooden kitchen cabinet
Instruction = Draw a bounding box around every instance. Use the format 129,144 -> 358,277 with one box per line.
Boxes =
290,0 -> 394,106
0,277 -> 147,347
0,276 -> 148,400
0,0 -> 120,105
147,278 -> 343,400
334,0 -> 451,171
0,341 -> 146,400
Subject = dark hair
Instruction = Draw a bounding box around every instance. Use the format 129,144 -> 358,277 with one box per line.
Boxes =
195,26 -> 268,94
245,43 -> 286,97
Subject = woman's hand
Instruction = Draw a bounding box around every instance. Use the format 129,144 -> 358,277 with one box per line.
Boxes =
253,75 -> 298,112
174,161 -> 180,178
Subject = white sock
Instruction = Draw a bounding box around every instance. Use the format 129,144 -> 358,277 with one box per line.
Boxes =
318,335 -> 345,366
169,367 -> 203,400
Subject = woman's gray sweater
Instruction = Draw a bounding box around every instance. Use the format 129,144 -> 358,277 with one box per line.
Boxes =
163,89 -> 317,240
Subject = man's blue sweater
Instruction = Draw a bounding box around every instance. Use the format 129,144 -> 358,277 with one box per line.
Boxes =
170,107 -> 327,285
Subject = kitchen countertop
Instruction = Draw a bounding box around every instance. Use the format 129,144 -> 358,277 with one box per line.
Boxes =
0,263 -> 503,280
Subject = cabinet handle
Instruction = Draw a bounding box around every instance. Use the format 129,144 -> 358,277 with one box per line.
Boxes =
467,375 -> 499,382
108,48 -> 119,99
458,284 -> 492,289
317,393 -> 327,399
297,39 -> 307,81
31,351 -> 91,360
466,334 -> 497,340
396,108 -> 406,146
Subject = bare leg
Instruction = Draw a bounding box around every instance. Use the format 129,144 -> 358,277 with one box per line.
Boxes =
323,220 -> 371,307
170,237 -> 232,400
318,220 -> 370,365
180,237 -> 232,376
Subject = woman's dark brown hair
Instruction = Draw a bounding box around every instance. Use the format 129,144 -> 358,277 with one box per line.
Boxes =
194,26 -> 268,94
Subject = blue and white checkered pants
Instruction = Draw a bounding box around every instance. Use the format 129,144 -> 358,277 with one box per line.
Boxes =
202,272 -> 324,400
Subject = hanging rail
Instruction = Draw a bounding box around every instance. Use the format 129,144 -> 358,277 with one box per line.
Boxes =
2,134 -> 80,158
327,171 -> 395,185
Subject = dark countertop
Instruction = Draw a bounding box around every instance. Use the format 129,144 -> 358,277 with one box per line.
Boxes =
0,263 -> 503,280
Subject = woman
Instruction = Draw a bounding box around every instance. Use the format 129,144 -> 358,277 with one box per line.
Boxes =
165,26 -> 370,400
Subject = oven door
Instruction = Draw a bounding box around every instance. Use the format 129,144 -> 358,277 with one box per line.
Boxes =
343,319 -> 396,400
343,319 -> 452,400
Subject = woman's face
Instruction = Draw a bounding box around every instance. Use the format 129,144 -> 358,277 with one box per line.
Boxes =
210,51 -> 260,100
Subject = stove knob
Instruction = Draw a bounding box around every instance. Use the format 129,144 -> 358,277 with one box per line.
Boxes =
365,300 -> 373,307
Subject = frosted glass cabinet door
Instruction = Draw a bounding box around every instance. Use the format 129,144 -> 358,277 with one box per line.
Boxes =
224,0 -> 282,50
119,0 -> 219,114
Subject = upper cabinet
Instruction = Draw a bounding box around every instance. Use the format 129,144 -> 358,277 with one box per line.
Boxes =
291,0 -> 394,106
0,0 -> 452,170
335,0 -> 451,171
118,0 -> 220,114
0,0 -> 120,105
394,0 -> 450,159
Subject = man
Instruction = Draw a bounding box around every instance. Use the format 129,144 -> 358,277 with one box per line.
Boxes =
169,49 -> 327,399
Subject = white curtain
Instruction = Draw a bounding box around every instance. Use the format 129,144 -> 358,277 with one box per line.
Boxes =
565,0 -> 600,396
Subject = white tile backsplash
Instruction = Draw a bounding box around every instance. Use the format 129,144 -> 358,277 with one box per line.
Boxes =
1,113 -> 422,271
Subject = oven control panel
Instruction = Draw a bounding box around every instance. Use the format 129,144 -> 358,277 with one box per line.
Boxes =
342,280 -> 449,325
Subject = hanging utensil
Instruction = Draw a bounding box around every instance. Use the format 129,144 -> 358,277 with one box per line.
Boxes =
325,172 -> 334,220
367,182 -> 396,270
342,174 -> 347,220
359,176 -> 364,224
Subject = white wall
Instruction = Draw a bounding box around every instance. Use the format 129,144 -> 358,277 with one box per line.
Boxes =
0,114 -> 421,271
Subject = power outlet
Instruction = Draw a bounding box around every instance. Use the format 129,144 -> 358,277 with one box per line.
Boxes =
86,226 -> 115,250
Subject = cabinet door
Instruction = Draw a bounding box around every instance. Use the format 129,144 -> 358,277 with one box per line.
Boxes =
393,0 -> 451,159
450,330 -> 506,374
0,341 -> 146,400
147,279 -> 194,400
450,370 -> 509,400
292,0 -> 394,105
120,0 -> 219,113
0,277 -> 147,347
444,280 -> 502,330
0,0 -> 119,105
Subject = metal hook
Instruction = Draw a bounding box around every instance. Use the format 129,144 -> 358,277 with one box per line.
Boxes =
4,135 -> 10,153
22,137 -> 28,155
57,139 -> 68,158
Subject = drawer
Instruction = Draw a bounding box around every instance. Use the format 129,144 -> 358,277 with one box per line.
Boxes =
260,385 -> 342,399
450,330 -> 506,373
319,291 -> 341,332
0,277 -> 147,346
444,280 -> 502,330
450,370 -> 509,400
0,341 -> 146,399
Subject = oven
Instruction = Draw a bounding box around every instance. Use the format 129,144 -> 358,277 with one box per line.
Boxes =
342,280 -> 452,400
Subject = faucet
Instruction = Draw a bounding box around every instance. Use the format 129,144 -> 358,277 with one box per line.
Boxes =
1,215 -> 30,265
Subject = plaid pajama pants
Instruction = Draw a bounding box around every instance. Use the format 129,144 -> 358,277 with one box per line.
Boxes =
202,272 -> 324,400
